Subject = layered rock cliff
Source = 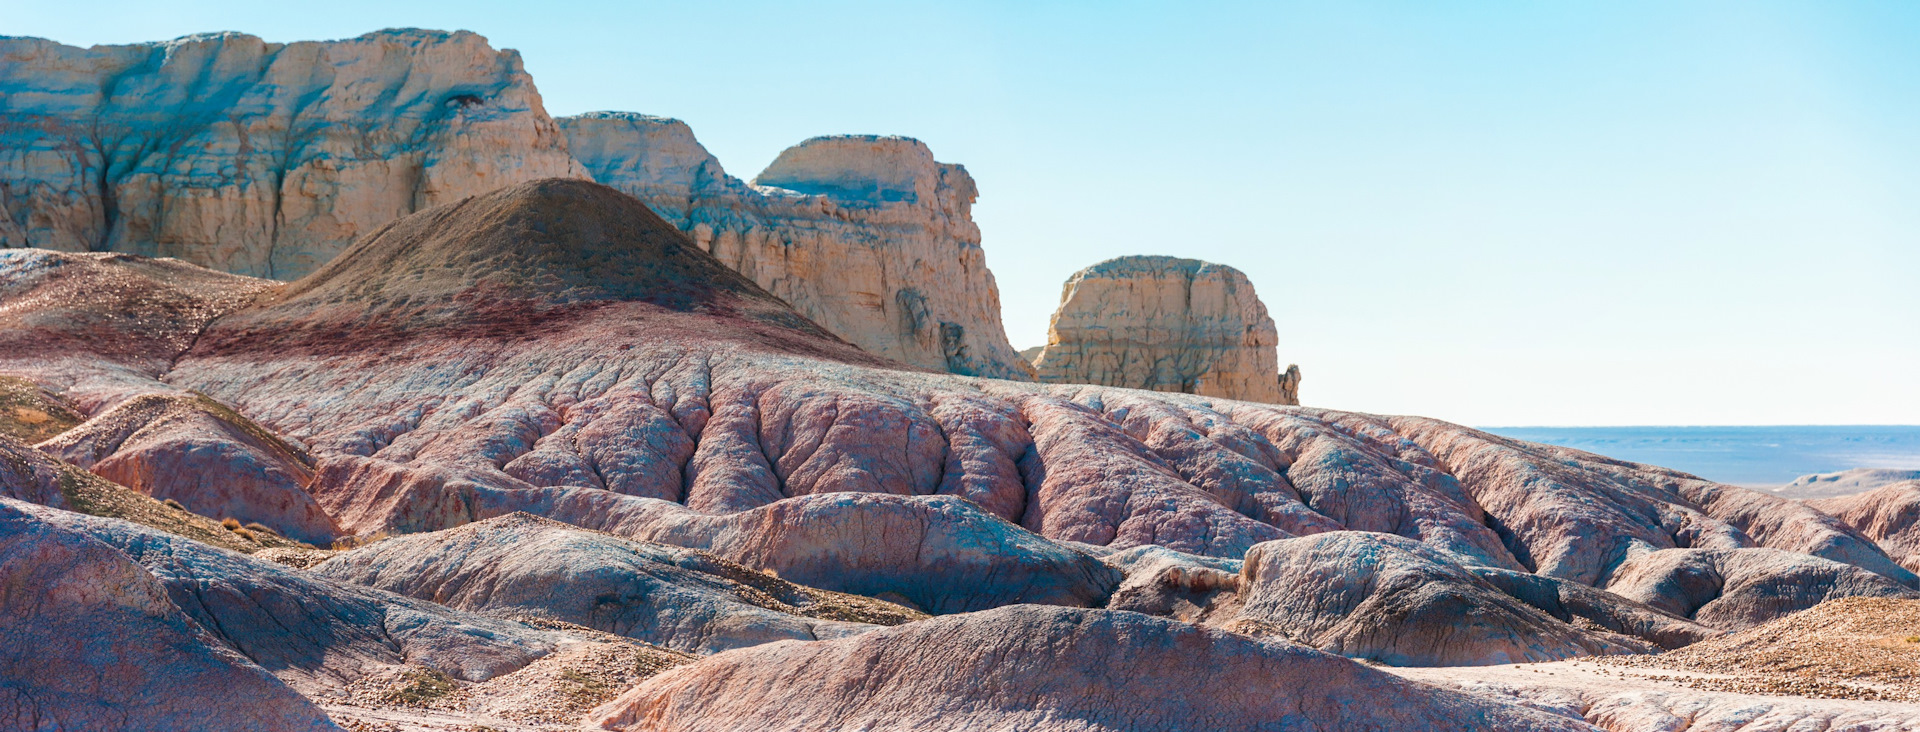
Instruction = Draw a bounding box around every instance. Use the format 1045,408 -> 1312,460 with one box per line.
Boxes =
1032,256 -> 1296,403
0,29 -> 586,279
560,113 -> 1029,379
0,31 -> 1031,379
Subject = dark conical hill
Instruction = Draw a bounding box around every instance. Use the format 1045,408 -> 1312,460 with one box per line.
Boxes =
195,179 -> 872,361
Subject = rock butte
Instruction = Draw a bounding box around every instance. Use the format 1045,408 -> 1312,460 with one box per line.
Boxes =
1033,255 -> 1299,404
0,31 -> 1028,380
2,176 -> 1918,728
561,114 -> 1030,379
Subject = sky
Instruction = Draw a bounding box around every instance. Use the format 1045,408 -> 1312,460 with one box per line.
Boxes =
8,1 -> 1918,426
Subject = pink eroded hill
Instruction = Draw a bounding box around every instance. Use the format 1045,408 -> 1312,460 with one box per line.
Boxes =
4,179 -> 1915,692
1811,480 -> 1920,574
105,180 -> 1909,607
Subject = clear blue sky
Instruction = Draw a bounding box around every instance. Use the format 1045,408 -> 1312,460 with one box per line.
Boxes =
9,1 -> 1918,426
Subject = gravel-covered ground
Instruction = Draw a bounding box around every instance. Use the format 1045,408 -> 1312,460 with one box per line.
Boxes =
1597,596 -> 1920,702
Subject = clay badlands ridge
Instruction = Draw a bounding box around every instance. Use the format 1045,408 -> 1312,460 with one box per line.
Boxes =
3,29 -> 1920,732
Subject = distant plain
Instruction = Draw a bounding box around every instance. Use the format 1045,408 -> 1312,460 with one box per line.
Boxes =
1482,425 -> 1920,492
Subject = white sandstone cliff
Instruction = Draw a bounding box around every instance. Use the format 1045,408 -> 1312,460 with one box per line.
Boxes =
0,29 -> 586,278
1032,256 -> 1297,404
560,112 -> 1030,380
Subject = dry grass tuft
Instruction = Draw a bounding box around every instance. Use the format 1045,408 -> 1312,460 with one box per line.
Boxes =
55,467 -> 305,553
332,530 -> 393,551
381,667 -> 461,707
0,376 -> 83,443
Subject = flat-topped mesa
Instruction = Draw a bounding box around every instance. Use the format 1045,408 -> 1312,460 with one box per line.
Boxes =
1032,255 -> 1297,404
561,116 -> 1031,380
0,29 -> 587,279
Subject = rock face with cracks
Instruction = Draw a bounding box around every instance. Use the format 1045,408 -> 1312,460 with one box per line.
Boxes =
590,604 -> 1598,732
562,114 -> 1030,379
0,432 -> 297,553
1033,255 -> 1295,403
314,512 -> 918,653
0,248 -> 271,410
0,29 -> 1033,379
1466,566 -> 1719,651
0,30 -> 585,279
39,391 -> 339,543
1220,532 -> 1651,665
1602,546 -> 1919,630
13,500 -> 568,696
1810,479 -> 1920,573
0,498 -> 338,732
1391,417 -> 1916,589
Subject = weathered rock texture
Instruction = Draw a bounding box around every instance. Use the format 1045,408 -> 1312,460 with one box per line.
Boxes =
39,391 -> 339,543
1603,547 -> 1919,630
0,432 -> 300,553
1467,567 -> 1719,651
0,29 -> 586,279
1033,256 -> 1295,403
1218,532 -> 1650,665
0,498 -> 338,732
591,605 -> 1597,732
1812,480 -> 1920,573
1392,417 -> 1918,589
561,114 -> 1029,378
522,493 -> 1125,615
0,248 -> 270,409
0,28 -> 1034,379
316,512 -> 919,653
16,499 -> 566,696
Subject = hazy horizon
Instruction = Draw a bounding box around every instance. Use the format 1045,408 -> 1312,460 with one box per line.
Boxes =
10,1 -> 1917,427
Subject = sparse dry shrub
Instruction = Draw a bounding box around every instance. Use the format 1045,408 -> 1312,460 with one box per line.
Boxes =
332,530 -> 392,551
221,517 -> 242,531
162,498 -> 186,511
383,667 -> 460,707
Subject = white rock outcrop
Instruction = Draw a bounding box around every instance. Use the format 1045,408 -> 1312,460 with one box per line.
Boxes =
1032,256 -> 1296,403
0,29 -> 585,279
561,113 -> 1030,379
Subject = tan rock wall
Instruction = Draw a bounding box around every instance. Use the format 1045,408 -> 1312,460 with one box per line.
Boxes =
1033,256 -> 1296,403
561,114 -> 1030,380
0,31 -> 1029,379
0,30 -> 585,279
